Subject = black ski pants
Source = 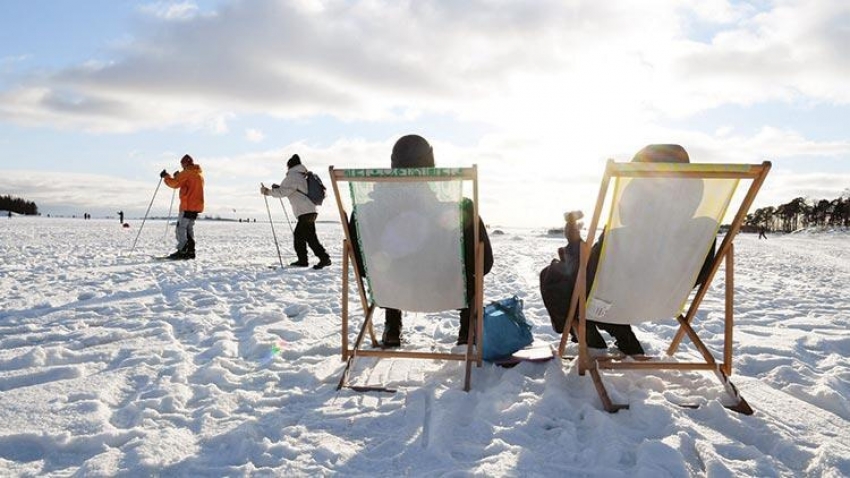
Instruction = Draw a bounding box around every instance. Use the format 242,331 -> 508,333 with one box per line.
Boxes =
293,213 -> 329,262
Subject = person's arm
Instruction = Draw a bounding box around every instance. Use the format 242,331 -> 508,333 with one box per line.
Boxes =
461,199 -> 493,275
479,217 -> 493,275
586,230 -> 604,290
694,238 -> 717,287
269,171 -> 300,199
161,169 -> 178,188
347,213 -> 366,277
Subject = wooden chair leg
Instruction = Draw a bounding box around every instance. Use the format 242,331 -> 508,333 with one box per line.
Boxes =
341,241 -> 350,361
714,366 -> 753,415
337,304 -> 376,390
589,363 -> 628,413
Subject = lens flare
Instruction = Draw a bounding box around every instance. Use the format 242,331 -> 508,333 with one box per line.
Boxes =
259,340 -> 285,366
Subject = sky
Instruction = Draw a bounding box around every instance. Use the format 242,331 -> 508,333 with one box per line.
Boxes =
1,0 -> 849,227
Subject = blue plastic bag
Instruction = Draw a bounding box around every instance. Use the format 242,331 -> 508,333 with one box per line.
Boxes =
482,296 -> 534,362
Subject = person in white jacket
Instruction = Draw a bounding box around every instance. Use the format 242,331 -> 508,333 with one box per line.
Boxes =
261,154 -> 332,269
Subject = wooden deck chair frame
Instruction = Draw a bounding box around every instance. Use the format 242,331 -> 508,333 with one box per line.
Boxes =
329,165 -> 485,392
557,160 -> 771,414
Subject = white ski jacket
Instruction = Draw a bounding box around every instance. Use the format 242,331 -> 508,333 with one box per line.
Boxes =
269,163 -> 317,218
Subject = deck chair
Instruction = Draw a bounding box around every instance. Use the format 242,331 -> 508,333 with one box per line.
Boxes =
329,166 -> 485,392
558,159 -> 771,414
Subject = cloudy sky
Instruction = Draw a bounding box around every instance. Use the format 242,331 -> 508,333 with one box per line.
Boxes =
1,0 -> 848,227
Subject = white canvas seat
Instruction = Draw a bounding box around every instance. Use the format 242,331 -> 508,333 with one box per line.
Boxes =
559,160 -> 771,413
329,166 -> 485,392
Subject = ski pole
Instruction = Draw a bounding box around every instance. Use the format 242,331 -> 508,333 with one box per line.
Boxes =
279,198 -> 295,234
130,177 -> 163,254
164,187 -> 176,241
263,183 -> 285,268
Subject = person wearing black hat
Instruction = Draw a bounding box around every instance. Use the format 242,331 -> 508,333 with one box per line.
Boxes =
261,154 -> 332,269
348,134 -> 494,347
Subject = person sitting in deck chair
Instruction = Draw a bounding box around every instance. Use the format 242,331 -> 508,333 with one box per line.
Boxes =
541,144 -> 715,355
348,134 -> 494,347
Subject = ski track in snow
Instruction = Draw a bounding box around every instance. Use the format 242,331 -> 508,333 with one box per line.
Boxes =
0,218 -> 848,476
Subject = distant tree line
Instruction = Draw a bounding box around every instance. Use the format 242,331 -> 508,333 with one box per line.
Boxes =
745,189 -> 850,233
0,195 -> 39,215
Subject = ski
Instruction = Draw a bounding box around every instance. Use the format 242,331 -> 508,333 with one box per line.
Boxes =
151,255 -> 191,261
266,264 -> 331,271
345,385 -> 397,394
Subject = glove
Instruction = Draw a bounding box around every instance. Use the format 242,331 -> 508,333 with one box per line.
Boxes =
160,169 -> 168,178
260,185 -> 270,196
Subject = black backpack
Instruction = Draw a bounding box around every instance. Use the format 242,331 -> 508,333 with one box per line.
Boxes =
539,257 -> 578,334
299,171 -> 327,206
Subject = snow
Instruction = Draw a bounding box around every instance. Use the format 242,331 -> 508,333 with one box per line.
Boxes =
1,217 -> 849,477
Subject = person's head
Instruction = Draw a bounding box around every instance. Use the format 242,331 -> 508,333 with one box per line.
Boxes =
180,154 -> 194,168
287,154 -> 301,169
631,144 -> 689,164
620,144 -> 701,225
391,134 -> 434,169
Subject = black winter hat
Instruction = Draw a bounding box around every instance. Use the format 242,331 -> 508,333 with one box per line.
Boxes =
287,154 -> 301,168
632,144 -> 690,163
391,135 -> 435,168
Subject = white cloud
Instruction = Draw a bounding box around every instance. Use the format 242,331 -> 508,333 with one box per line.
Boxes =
0,0 -> 846,144
139,2 -> 201,21
684,0 -> 755,24
5,0 -> 842,132
672,0 -> 850,112
245,128 -> 264,142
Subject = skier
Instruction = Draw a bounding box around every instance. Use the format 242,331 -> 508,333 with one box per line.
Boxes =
160,154 -> 204,260
260,154 -> 332,270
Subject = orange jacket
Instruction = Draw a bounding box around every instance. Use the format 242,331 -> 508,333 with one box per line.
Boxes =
164,163 -> 204,213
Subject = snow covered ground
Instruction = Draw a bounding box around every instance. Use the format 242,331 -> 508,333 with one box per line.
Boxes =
1,217 -> 848,477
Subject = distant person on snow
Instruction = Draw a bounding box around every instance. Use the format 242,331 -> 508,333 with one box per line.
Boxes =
160,154 -> 204,260
118,210 -> 124,224
758,226 -> 768,239
260,154 -> 332,270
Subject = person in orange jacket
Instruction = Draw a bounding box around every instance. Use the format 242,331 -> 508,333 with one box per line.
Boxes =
160,154 -> 204,260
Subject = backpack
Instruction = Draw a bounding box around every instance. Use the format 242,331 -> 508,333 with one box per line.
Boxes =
299,171 -> 327,206
481,296 -> 534,362
539,257 -> 578,334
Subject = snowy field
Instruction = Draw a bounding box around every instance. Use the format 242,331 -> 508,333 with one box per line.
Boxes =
1,217 -> 849,477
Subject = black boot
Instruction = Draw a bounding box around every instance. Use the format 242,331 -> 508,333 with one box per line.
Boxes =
186,237 -> 196,259
382,309 -> 402,348
168,239 -> 193,260
167,248 -> 189,260
313,256 -> 332,270
167,250 -> 186,260
289,259 -> 309,267
456,308 -> 472,345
